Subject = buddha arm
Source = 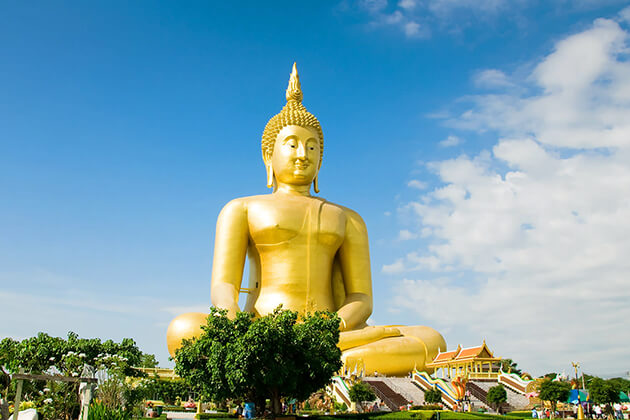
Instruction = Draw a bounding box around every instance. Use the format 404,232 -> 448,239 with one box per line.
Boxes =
336,208 -> 373,331
210,199 -> 249,318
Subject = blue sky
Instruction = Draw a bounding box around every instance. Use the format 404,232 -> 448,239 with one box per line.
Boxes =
2,1 -> 630,377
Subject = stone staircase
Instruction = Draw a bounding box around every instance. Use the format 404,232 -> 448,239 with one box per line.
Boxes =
377,377 -> 426,406
469,380 -> 529,410
362,379 -> 408,411
466,381 -> 494,412
504,385 -> 530,410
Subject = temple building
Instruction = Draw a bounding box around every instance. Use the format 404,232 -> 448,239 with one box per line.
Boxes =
426,340 -> 502,379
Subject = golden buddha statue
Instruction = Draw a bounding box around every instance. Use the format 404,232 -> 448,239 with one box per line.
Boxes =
166,63 -> 446,376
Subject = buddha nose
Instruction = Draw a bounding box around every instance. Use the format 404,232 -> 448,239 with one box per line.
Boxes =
296,142 -> 306,159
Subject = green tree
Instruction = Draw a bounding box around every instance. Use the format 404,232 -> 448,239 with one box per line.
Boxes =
500,359 -> 522,375
606,377 -> 630,394
424,386 -> 442,404
139,376 -> 191,405
139,354 -> 159,369
0,332 -> 156,419
486,384 -> 507,413
589,378 -> 621,405
174,307 -> 342,416
538,379 -> 570,417
348,382 -> 376,411
0,338 -> 19,397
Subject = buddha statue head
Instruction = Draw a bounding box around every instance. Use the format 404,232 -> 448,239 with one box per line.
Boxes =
262,63 -> 324,193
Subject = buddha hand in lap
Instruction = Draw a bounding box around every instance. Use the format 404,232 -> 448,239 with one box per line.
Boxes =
166,63 -> 446,376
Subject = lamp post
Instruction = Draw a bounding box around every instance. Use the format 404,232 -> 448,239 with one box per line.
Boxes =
572,362 -> 585,420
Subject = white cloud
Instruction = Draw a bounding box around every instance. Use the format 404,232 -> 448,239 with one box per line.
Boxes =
360,0 -> 387,13
390,16 -> 630,375
427,0 -> 509,16
398,0 -> 417,10
474,69 -> 514,89
382,258 -> 406,274
357,0 -> 429,38
408,179 -> 427,189
352,0 -> 523,39
439,135 -> 462,147
352,1 -> 630,40
404,21 -> 421,37
398,229 -> 418,240
384,10 -> 404,24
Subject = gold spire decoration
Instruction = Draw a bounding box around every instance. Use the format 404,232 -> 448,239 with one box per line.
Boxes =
261,62 -> 324,169
285,62 -> 303,103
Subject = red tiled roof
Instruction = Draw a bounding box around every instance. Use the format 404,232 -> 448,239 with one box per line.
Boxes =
455,346 -> 483,359
433,350 -> 458,362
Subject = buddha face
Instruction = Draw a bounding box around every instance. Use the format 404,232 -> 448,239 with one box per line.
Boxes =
271,125 -> 321,187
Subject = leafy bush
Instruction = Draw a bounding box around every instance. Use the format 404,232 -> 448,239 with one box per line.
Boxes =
334,401 -> 349,412
505,410 -> 533,418
538,379 -> 570,413
162,405 -> 196,412
138,376 -> 192,405
87,402 -> 131,420
349,382 -> 376,403
195,413 -> 237,419
177,308 -> 342,416
424,387 -> 442,404
486,384 -> 507,411
413,404 -> 442,410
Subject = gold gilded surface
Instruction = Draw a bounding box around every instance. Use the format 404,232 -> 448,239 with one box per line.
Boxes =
167,64 -> 446,375
166,312 -> 207,358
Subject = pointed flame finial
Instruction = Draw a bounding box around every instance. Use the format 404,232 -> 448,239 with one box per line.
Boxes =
285,62 -> 303,103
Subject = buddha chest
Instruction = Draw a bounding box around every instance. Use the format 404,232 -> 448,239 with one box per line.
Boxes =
247,196 -> 346,251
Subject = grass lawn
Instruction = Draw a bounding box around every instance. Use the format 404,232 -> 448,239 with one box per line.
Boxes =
302,410 -> 531,420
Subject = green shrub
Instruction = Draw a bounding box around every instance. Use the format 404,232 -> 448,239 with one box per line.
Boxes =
163,405 -> 196,412
412,404 -> 442,410
334,401 -> 348,412
87,402 -> 131,420
424,387 -> 442,405
349,382 -> 377,404
504,410 -> 532,418
195,413 -> 237,419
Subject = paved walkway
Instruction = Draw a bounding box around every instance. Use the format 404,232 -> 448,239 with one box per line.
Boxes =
164,411 -> 197,419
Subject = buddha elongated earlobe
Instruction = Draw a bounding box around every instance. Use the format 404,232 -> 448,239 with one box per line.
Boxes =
266,163 -> 274,188
313,175 -> 320,193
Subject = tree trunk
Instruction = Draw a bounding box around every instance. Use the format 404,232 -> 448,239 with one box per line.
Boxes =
0,398 -> 9,420
271,388 -> 282,417
253,393 -> 266,418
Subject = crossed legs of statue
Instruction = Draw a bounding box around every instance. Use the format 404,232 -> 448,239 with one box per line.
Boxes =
339,325 -> 446,376
167,314 -> 446,377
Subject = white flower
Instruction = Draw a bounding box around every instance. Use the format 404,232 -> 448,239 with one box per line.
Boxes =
79,353 -> 86,358
44,398 -> 53,404
43,388 -> 50,393
72,372 -> 79,377
38,391 -> 43,395
49,357 -> 55,361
